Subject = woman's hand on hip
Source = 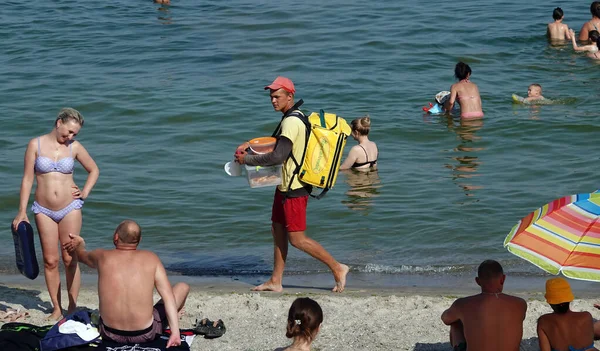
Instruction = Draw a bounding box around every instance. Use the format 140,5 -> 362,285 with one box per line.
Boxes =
72,185 -> 85,200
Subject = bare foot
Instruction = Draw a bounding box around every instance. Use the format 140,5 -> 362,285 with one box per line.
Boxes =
332,264 -> 349,293
178,307 -> 186,319
251,280 -> 283,292
48,309 -> 63,321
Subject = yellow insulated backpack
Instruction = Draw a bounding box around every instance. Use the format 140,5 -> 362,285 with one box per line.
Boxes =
273,99 -> 351,199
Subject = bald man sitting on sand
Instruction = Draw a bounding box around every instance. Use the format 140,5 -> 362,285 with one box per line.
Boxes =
64,220 -> 189,348
441,260 -> 527,351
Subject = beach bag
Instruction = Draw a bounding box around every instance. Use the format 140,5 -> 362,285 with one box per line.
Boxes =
273,99 -> 351,199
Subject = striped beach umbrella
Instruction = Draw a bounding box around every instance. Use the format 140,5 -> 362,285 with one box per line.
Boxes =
504,193 -> 600,282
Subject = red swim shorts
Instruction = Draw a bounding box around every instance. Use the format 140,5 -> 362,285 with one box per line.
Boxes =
271,188 -> 308,232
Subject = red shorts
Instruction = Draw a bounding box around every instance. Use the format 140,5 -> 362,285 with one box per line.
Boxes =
271,188 -> 308,232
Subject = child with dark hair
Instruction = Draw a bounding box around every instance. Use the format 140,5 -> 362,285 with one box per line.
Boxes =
548,7 -> 572,41
537,278 -> 597,351
277,298 -> 323,351
570,29 -> 599,52
589,37 -> 600,59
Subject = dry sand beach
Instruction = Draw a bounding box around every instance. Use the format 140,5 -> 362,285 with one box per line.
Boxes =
1,274 -> 600,351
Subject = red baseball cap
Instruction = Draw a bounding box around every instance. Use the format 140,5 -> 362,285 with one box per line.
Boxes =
264,76 -> 295,94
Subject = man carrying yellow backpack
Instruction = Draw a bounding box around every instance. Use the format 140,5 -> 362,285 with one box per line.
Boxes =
234,76 -> 349,293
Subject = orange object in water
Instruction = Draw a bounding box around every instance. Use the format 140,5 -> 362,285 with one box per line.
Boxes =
248,136 -> 276,154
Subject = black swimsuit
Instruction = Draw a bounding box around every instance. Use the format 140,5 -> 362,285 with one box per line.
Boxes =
352,145 -> 378,168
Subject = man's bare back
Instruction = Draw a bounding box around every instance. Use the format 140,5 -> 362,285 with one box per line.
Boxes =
64,220 -> 188,348
449,293 -> 527,351
442,260 -> 527,351
95,249 -> 161,330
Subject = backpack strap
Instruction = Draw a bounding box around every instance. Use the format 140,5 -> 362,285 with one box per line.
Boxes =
269,99 -> 313,198
271,99 -> 304,137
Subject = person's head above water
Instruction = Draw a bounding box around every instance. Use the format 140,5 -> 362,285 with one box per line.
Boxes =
286,297 -> 323,344
589,30 -> 600,42
528,84 -> 542,97
454,62 -> 472,81
591,2 -> 600,18
553,7 -> 564,21
351,116 -> 371,136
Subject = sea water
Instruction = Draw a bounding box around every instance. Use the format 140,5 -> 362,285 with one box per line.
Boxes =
1,0 -> 599,288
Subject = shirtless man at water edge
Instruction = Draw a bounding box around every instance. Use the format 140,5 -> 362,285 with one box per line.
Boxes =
234,76 -> 349,293
64,220 -> 189,347
441,260 -> 527,351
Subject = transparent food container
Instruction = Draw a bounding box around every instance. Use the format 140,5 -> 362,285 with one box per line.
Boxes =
245,164 -> 282,188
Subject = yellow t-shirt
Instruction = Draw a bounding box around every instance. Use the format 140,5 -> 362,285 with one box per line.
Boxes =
278,115 -> 307,192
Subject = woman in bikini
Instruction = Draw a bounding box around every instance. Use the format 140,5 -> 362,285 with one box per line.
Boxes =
579,2 -> 600,41
445,62 -> 484,119
537,278 -> 597,351
339,116 -> 378,171
12,108 -> 99,320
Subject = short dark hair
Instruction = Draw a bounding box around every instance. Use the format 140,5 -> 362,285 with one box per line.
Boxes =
550,302 -> 570,314
477,260 -> 504,281
590,30 -> 600,42
286,298 -> 323,342
591,2 -> 600,18
454,62 -> 472,81
553,7 -> 564,20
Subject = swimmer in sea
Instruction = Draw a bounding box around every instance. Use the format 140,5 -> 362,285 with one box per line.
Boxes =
570,29 -> 599,52
339,116 -> 378,172
579,2 -> 600,42
548,7 -> 572,41
523,84 -> 545,102
588,38 -> 600,59
445,62 -> 484,119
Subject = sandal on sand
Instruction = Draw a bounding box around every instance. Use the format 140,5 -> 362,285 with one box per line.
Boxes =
193,318 -> 226,339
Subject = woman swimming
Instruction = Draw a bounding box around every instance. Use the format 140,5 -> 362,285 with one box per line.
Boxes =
579,2 -> 600,42
276,297 -> 323,351
12,108 -> 99,320
445,62 -> 484,119
339,116 -> 378,171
